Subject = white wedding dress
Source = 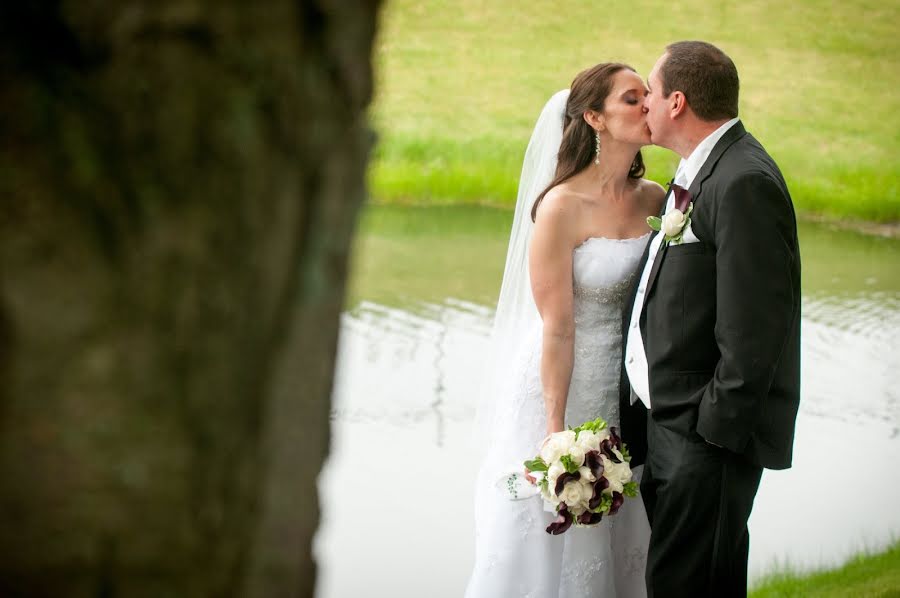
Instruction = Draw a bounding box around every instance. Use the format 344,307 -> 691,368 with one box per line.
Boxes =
464,233 -> 652,598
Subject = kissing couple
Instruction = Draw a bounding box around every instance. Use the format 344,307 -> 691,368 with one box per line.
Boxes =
465,41 -> 802,598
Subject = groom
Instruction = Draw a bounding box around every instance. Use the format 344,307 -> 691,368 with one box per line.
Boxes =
618,41 -> 801,597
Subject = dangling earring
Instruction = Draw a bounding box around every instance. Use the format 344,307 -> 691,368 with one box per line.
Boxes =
594,130 -> 601,165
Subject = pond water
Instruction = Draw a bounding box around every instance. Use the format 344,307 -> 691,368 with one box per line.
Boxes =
315,205 -> 900,597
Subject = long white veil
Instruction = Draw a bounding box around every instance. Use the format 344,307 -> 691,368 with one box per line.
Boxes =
473,89 -> 570,445
465,89 -> 653,598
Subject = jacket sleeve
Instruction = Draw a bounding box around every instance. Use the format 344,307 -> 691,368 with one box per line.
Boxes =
697,171 -> 797,452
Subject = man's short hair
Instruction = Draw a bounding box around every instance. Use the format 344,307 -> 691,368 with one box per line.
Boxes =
661,41 -> 739,121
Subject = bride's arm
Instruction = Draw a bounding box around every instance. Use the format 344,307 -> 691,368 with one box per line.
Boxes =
529,193 -> 577,437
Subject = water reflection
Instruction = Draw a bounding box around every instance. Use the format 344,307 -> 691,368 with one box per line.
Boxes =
315,206 -> 900,598
329,300 -> 490,431
802,292 -> 900,431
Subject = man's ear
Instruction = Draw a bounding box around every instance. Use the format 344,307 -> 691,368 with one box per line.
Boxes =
670,91 -> 687,119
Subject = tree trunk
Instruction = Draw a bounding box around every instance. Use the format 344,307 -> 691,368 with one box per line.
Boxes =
0,2 -> 380,596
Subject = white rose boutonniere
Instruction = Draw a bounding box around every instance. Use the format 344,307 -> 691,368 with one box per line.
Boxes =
647,202 -> 693,245
648,182 -> 694,245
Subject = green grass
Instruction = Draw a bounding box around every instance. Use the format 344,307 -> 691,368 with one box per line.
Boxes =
370,0 -> 900,222
750,540 -> 900,597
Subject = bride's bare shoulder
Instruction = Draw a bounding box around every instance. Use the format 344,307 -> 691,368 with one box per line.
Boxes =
533,185 -> 583,234
637,178 -> 667,214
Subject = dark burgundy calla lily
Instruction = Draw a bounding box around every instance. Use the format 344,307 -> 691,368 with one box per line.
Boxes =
546,504 -> 573,535
554,471 -> 581,497
671,184 -> 692,212
577,511 -> 604,526
599,438 -> 622,463
589,477 -> 609,510
584,450 -> 604,479
609,426 -> 623,450
608,491 -> 625,516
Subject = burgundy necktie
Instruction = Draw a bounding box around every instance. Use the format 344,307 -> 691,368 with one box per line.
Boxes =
670,183 -> 692,212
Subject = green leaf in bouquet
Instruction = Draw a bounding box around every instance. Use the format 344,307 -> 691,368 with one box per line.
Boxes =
560,454 -> 579,474
593,492 -> 613,514
523,457 -> 548,472
574,417 -> 608,438
623,481 -> 639,498
646,216 -> 662,231
620,443 -> 632,463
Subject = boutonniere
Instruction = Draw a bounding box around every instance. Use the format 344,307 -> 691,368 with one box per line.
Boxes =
647,182 -> 693,245
646,203 -> 693,245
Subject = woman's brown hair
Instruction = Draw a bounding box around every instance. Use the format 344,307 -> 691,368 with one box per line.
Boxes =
531,63 -> 645,221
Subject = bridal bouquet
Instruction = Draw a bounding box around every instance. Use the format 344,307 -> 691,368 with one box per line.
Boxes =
524,418 -> 638,535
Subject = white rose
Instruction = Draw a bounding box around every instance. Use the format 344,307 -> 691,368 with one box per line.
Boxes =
558,478 -> 592,510
589,429 -> 611,450
614,460 -> 633,485
600,455 -> 633,494
539,440 -> 563,465
557,429 -> 577,448
578,465 -> 596,483
575,430 -> 601,452
547,462 -> 565,485
540,430 -> 576,464
661,208 -> 687,238
567,444 -> 586,468
605,478 -> 623,495
576,479 -> 595,512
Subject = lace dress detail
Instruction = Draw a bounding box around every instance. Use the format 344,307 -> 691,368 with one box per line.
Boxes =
466,234 -> 651,598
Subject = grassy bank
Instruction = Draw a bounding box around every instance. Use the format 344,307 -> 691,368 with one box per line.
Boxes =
750,540 -> 900,597
370,0 -> 899,222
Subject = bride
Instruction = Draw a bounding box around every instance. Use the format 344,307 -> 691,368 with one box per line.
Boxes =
465,63 -> 666,597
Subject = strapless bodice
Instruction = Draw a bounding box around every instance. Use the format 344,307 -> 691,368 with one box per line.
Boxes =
571,234 -> 649,327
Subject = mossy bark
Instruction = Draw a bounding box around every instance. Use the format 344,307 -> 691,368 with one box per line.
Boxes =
0,2 -> 380,596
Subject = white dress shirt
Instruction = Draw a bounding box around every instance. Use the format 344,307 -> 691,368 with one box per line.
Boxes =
625,118 -> 740,408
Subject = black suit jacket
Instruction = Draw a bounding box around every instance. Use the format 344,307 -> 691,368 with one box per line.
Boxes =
619,122 -> 801,470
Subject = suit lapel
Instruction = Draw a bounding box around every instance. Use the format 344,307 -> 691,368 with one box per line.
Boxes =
641,234 -> 666,310
642,121 -> 748,306
640,183 -> 674,309
687,121 -> 747,203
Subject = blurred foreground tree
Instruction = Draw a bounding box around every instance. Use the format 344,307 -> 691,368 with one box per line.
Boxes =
0,2 -> 380,596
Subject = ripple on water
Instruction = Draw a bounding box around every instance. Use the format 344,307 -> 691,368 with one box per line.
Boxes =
320,291 -> 900,597
332,299 -> 491,429
801,292 -> 899,431
333,292 -> 900,431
